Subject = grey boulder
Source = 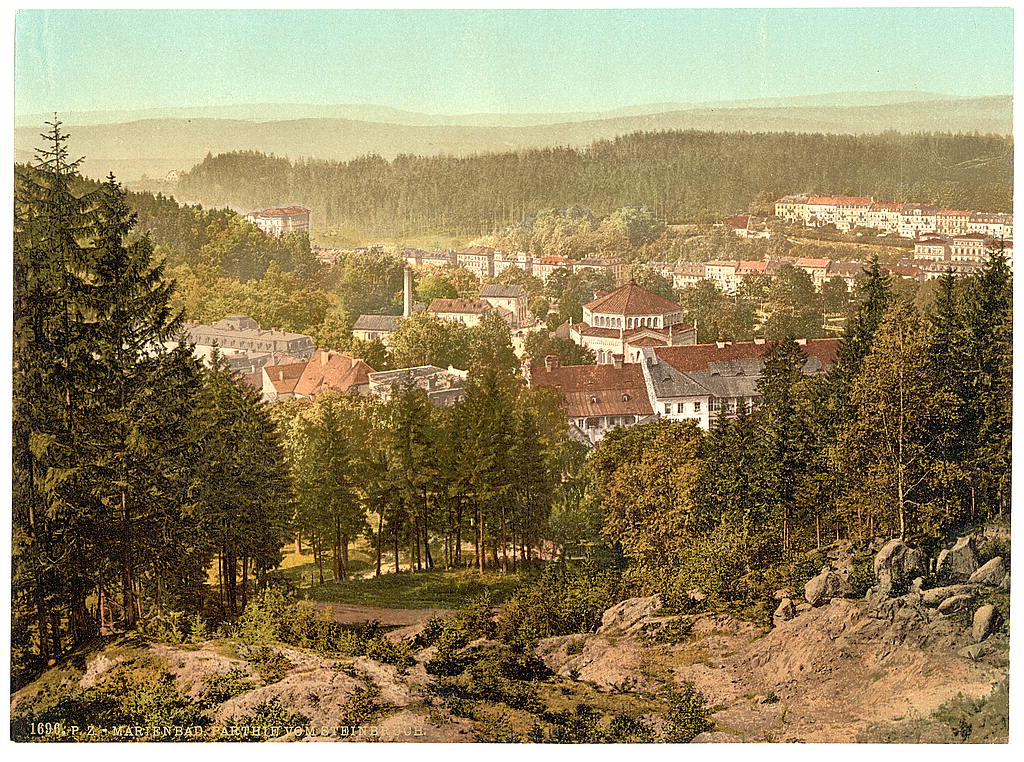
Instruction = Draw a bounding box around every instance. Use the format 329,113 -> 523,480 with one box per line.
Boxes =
873,539 -> 929,597
936,536 -> 980,581
805,567 -> 845,607
968,557 -> 1007,587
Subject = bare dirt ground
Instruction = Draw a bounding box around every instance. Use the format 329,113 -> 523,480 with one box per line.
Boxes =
314,602 -> 453,627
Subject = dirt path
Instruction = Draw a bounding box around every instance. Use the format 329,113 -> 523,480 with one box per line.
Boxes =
315,602 -> 454,627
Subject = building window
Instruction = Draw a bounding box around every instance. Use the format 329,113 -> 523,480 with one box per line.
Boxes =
694,401 -> 701,412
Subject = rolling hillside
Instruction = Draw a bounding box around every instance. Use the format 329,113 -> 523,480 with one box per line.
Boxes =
14,95 -> 1012,182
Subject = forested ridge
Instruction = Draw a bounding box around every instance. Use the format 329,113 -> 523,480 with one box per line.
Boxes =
176,130 -> 1013,236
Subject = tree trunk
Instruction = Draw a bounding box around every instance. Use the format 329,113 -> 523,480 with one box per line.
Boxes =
376,513 -> 383,577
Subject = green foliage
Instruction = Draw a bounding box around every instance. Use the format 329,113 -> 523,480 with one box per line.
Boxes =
858,679 -> 1008,743
220,699 -> 310,742
179,133 -> 1012,237
661,683 -> 715,743
239,645 -> 293,684
496,562 -> 621,642
203,667 -> 256,704
524,332 -> 595,368
12,662 -> 210,742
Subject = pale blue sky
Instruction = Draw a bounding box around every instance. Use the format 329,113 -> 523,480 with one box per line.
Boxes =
15,7 -> 1014,115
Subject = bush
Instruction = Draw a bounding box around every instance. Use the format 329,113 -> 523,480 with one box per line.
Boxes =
496,561 -> 621,643
661,683 -> 714,743
219,699 -> 309,742
203,667 -> 255,704
237,588 -> 289,644
239,645 -> 292,684
12,663 -> 211,742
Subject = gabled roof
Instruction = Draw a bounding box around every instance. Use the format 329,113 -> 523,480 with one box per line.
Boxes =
869,202 -> 903,212
795,257 -> 831,269
653,339 -> 841,373
736,260 -> 768,275
428,298 -> 490,314
480,284 -> 528,299
529,363 -> 654,418
264,360 -> 308,396
584,282 -> 681,316
293,351 -> 374,399
353,314 -> 402,332
246,205 -> 310,217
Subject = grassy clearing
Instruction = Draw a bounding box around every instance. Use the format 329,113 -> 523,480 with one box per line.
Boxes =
304,567 -> 534,609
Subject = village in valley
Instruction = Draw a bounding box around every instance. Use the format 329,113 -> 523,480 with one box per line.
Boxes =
10,7 -> 1014,747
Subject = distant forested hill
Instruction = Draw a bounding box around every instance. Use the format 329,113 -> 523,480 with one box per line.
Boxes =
175,130 -> 1013,237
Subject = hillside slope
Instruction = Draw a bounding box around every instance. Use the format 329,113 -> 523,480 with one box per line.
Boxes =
14,95 -> 1011,181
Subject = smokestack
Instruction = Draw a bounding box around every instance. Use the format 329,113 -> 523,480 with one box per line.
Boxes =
403,267 -> 413,318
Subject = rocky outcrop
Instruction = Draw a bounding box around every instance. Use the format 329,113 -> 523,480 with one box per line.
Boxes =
937,594 -> 973,615
773,598 -> 796,624
598,595 -> 663,635
920,583 -> 980,607
804,567 -> 845,607
936,536 -> 980,581
872,539 -> 929,598
968,557 -> 1007,587
972,605 -> 999,643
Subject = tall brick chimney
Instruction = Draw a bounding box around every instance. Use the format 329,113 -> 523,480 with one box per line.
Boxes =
403,267 -> 413,318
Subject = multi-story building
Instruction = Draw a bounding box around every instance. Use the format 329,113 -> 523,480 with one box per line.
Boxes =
479,284 -> 530,327
866,201 -> 904,232
532,255 -> 575,281
570,282 -> 696,364
824,260 -> 865,289
805,196 -> 839,227
774,194 -> 810,224
736,260 -> 769,280
968,212 -> 1013,240
794,257 -> 831,288
949,233 -> 991,264
243,206 -> 311,237
186,315 -> 315,359
935,210 -> 973,236
671,262 -> 706,290
352,314 -> 402,345
493,250 -> 533,276
704,260 -> 740,293
640,338 -> 841,430
427,297 -> 495,327
367,365 -> 468,407
455,246 -> 496,279
914,236 -> 950,261
527,356 -> 656,445
898,204 -> 939,238
404,249 -> 457,268
834,197 -> 875,231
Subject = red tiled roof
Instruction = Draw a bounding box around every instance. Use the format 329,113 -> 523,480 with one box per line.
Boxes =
264,360 -> 307,395
916,238 -> 948,246
723,215 -> 752,229
529,363 -> 654,418
293,351 -> 374,399
626,336 -> 669,347
247,205 -> 310,217
654,339 -> 841,373
937,209 -> 972,216
538,255 -> 574,265
953,233 -> 989,240
428,298 -> 490,314
795,257 -> 830,269
584,282 -> 681,315
869,202 -> 903,211
834,197 -> 874,206
736,260 -> 768,274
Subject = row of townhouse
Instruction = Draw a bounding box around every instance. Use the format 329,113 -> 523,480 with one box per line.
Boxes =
528,338 -> 841,444
403,247 -> 627,284
774,195 -> 1013,239
912,233 -> 1013,266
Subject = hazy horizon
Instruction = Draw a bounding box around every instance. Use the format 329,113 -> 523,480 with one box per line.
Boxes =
16,8 -> 1013,116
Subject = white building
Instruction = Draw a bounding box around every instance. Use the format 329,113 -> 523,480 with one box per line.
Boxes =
570,282 -> 696,364
243,206 -> 311,237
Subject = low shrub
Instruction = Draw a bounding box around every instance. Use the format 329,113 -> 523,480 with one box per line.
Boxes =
202,667 -> 255,704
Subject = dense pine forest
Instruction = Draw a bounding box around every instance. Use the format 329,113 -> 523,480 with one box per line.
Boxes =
11,125 -> 1012,743
176,130 -> 1013,236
